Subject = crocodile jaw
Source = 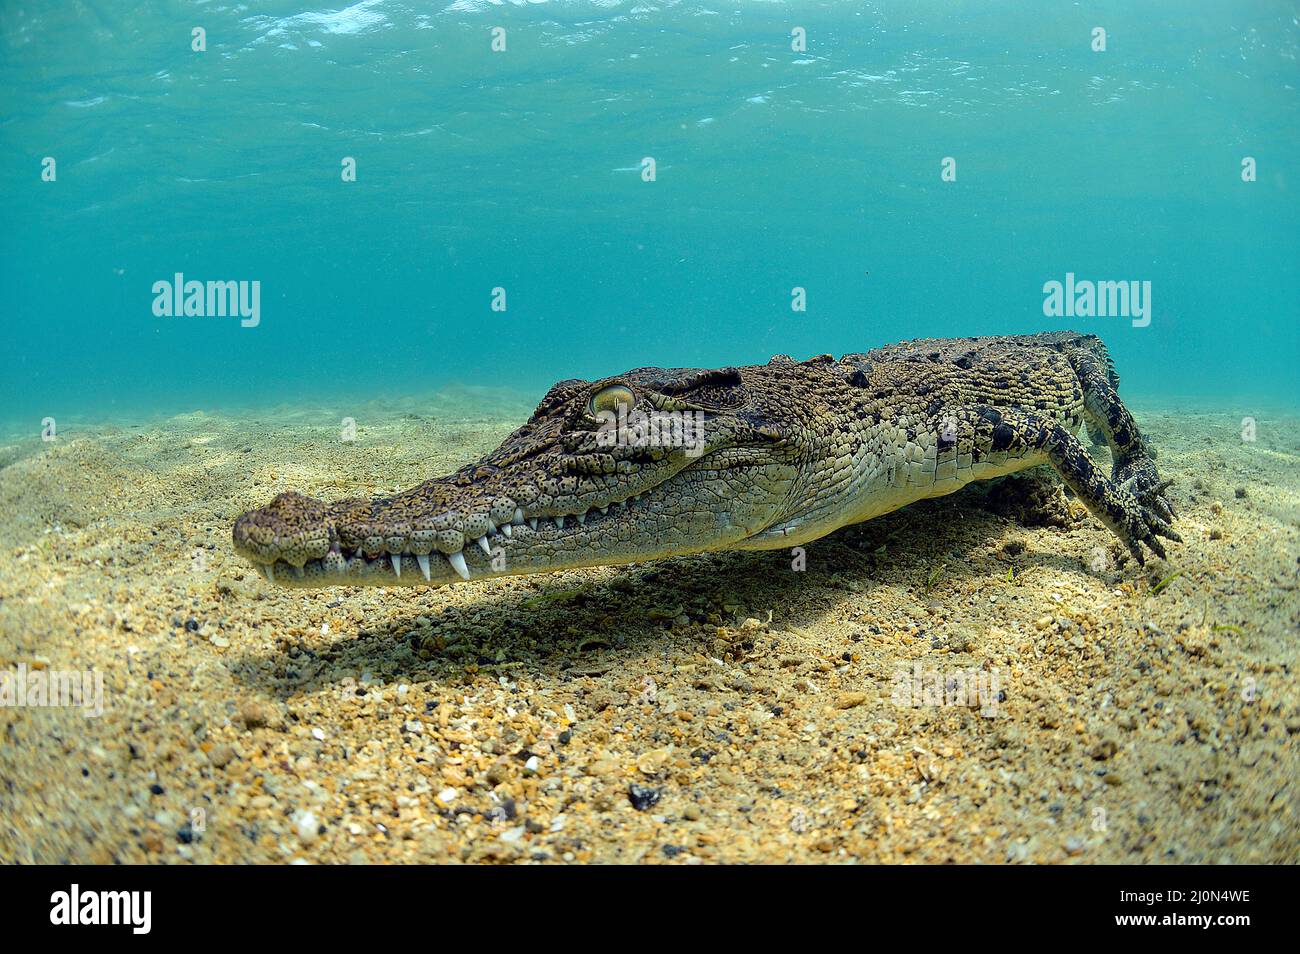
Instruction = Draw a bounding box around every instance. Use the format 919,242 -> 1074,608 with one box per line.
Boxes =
232,454 -> 789,589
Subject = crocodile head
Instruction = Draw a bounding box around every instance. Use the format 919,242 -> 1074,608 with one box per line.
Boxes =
232,365 -> 806,588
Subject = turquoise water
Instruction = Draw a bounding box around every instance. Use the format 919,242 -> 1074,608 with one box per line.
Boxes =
2,1 -> 1297,430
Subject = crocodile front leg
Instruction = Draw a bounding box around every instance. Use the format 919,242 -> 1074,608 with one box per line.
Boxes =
972,407 -> 1181,564
1067,347 -> 1176,524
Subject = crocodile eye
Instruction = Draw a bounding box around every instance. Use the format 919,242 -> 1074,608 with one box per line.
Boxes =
588,384 -> 636,417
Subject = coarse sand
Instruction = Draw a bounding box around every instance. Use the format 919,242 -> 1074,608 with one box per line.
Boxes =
0,393 -> 1296,864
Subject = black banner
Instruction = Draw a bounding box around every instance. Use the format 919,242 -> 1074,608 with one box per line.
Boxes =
0,865 -> 1283,942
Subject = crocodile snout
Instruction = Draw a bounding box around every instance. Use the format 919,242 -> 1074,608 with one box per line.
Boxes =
232,491 -> 334,573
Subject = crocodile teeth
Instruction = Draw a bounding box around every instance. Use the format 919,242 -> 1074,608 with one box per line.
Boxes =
512,509 -> 525,525
486,518 -> 497,534
293,565 -> 304,578
262,564 -> 274,583
476,535 -> 492,556
390,553 -> 401,577
576,511 -> 586,525
598,506 -> 608,515
448,551 -> 470,581
528,518 -> 539,531
553,517 -> 565,530
416,553 -> 431,581
501,523 -> 512,538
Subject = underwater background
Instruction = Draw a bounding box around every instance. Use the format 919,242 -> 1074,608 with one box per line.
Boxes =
2,0 -> 1297,430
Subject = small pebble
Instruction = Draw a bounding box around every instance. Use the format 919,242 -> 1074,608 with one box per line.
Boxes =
627,784 -> 661,812
292,810 -> 319,843
236,700 -> 273,729
206,745 -> 236,768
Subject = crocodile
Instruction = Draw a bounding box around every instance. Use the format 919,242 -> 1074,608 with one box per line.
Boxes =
232,331 -> 1179,589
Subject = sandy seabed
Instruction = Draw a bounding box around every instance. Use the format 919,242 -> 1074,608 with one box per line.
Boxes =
1,390 -> 1296,864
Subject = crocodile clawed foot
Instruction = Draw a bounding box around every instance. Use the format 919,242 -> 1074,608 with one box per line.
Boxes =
1113,485 -> 1182,565
1129,477 -> 1177,524
1117,457 -> 1178,524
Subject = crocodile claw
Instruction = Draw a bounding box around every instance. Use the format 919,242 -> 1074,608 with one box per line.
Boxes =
1112,484 -> 1182,565
1118,458 -> 1178,526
